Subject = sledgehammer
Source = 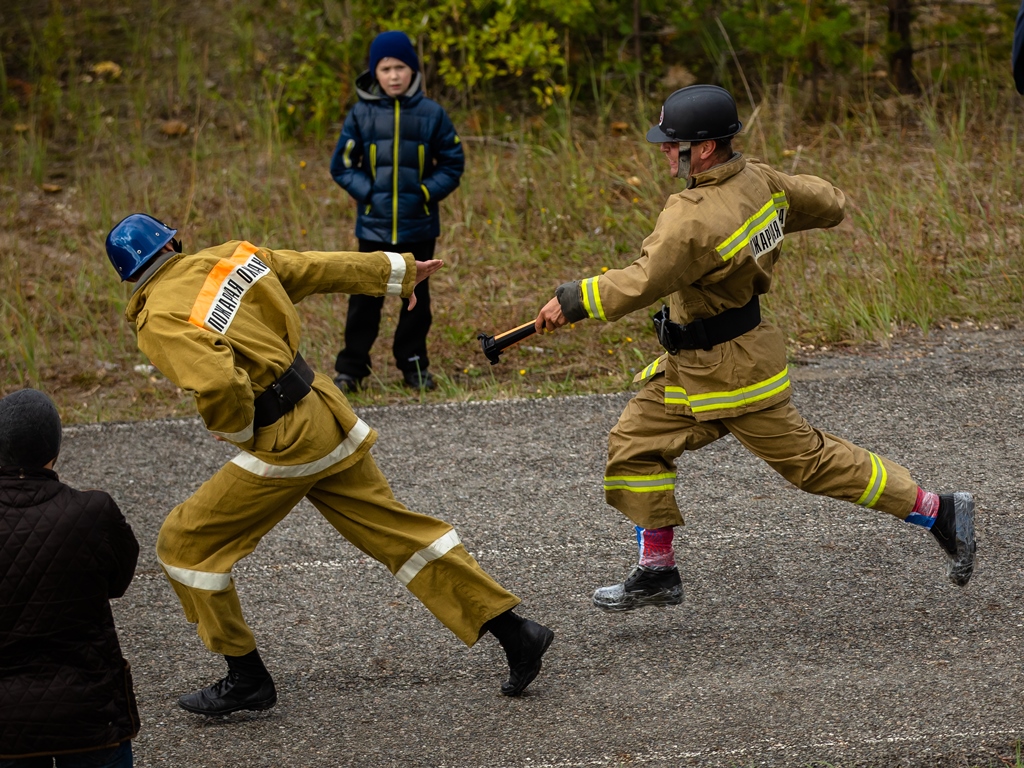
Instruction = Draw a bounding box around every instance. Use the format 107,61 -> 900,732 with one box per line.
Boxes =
478,321 -> 537,365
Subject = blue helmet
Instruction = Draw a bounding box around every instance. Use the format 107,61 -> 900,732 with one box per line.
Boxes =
105,213 -> 178,281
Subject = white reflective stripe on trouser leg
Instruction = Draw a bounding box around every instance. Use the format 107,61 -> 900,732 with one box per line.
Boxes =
230,419 -> 372,478
159,557 -> 233,591
395,529 -> 462,587
384,252 -> 406,296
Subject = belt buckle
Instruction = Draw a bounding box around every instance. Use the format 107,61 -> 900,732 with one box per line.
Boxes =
269,369 -> 299,406
652,307 -> 679,355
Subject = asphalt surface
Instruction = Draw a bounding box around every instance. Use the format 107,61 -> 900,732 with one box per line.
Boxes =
58,329 -> 1024,768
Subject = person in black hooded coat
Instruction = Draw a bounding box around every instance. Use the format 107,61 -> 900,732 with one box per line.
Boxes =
0,389 -> 140,768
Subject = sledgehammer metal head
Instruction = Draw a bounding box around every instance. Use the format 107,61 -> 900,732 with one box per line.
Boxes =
478,321 -> 538,365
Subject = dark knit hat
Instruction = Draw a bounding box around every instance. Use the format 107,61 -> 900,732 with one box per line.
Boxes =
369,31 -> 419,75
0,389 -> 62,468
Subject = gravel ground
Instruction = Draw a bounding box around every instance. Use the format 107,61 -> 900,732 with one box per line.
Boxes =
57,329 -> 1024,768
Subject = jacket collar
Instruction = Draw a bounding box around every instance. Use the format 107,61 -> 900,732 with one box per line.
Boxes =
689,152 -> 745,189
355,70 -> 423,104
0,466 -> 58,481
125,251 -> 184,322
131,250 -> 181,296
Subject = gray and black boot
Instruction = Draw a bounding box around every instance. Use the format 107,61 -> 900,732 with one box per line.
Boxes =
930,492 -> 976,587
592,565 -> 684,612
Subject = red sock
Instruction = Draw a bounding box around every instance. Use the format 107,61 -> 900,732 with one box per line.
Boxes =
906,487 -> 939,529
636,526 -> 675,567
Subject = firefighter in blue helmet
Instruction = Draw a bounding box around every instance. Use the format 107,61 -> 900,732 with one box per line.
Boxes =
104,213 -> 554,715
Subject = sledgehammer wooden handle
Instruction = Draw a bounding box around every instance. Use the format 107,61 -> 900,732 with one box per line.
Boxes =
478,321 -> 537,365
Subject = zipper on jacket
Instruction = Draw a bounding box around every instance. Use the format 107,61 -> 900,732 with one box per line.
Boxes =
392,101 -> 400,244
418,144 -> 429,215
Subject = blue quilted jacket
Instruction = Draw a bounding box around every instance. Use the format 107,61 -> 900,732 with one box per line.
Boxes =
330,71 -> 464,244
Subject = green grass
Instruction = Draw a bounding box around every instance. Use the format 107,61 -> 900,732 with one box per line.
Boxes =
1,6 -> 1022,422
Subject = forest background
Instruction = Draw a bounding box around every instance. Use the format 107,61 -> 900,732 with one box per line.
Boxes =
1,0 -> 1022,422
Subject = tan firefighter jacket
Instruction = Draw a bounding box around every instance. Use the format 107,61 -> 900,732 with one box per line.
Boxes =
557,153 -> 845,421
124,242 -> 417,465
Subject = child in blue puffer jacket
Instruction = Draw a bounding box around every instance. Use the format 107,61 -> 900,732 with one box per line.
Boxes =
330,31 -> 465,392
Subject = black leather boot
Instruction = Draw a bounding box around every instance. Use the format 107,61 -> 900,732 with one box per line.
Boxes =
484,610 -> 554,697
178,649 -> 277,715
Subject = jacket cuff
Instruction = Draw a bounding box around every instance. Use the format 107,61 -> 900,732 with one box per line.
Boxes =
555,281 -> 588,323
395,252 -> 417,297
382,256 -> 409,296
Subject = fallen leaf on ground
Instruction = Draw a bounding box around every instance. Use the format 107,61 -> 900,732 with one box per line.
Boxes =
41,183 -> 62,193
91,61 -> 122,78
160,120 -> 188,136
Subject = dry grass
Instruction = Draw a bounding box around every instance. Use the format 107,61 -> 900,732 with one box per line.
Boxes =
2,17 -> 1022,423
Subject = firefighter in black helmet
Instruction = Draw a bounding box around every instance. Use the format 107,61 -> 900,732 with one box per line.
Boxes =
534,84 -> 976,612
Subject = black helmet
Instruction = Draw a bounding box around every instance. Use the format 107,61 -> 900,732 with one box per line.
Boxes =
646,84 -> 742,143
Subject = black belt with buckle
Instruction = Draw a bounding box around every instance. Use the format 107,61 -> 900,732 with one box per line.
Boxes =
653,295 -> 761,353
253,353 -> 315,430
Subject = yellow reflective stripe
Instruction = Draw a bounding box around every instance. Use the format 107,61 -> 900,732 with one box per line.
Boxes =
418,144 -> 424,181
856,452 -> 888,508
638,358 -> 662,381
664,385 -> 690,406
688,367 -> 790,413
421,184 -> 430,202
773,192 -> 789,226
342,138 -> 355,169
392,101 -> 400,244
716,199 -> 778,261
581,277 -> 607,321
604,473 -> 676,492
454,134 -> 461,144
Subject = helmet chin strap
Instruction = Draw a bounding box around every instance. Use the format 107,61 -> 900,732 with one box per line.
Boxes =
676,147 -> 692,180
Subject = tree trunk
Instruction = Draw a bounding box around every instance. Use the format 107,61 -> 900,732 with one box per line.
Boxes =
887,0 -> 919,94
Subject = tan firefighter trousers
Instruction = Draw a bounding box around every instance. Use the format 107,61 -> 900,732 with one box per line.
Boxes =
605,375 -> 919,530
156,452 -> 520,656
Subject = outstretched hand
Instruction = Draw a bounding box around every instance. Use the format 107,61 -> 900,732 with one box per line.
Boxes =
408,258 -> 444,311
535,296 -> 568,333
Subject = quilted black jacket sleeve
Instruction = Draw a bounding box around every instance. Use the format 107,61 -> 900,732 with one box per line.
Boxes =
0,467 -> 140,758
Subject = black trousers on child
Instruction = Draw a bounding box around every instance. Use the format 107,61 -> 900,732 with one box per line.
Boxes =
334,238 -> 435,380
